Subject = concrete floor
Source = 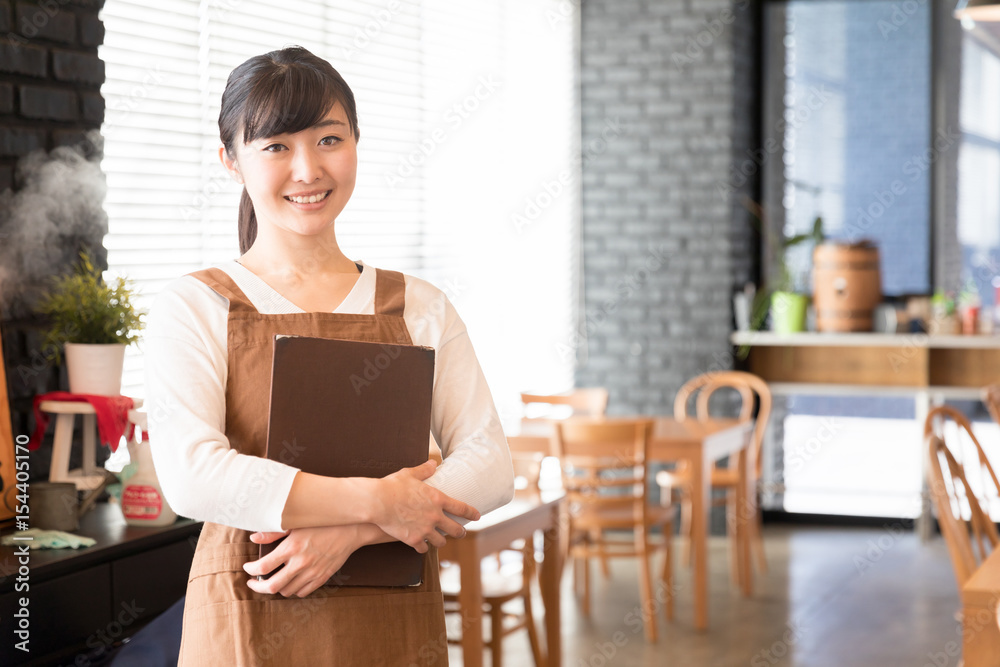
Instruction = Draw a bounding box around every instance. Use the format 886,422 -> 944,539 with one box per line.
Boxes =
448,524 -> 961,667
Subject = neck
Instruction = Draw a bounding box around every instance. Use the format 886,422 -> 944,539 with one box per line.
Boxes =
241,225 -> 357,278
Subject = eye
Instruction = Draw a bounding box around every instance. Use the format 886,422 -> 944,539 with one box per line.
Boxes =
319,135 -> 343,146
262,143 -> 287,153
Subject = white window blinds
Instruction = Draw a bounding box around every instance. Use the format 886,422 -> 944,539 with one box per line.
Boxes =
100,1 -> 577,422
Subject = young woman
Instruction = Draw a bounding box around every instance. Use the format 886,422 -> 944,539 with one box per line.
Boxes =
144,46 -> 514,665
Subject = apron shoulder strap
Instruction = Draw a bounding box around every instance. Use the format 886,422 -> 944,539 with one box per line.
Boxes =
374,269 -> 406,317
186,267 -> 258,314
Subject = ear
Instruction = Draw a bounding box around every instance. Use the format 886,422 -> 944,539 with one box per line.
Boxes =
219,144 -> 244,185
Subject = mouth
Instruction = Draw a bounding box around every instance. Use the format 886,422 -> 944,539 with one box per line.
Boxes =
284,190 -> 332,204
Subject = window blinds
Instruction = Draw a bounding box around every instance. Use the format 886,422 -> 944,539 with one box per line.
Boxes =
100,0 -> 577,420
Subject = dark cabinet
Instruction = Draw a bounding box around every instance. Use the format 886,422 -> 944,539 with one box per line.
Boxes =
0,504 -> 201,666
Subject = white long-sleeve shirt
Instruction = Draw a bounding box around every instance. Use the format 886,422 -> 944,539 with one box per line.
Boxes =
143,260 -> 514,532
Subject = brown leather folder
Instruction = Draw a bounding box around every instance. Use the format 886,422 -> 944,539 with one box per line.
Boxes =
260,334 -> 435,587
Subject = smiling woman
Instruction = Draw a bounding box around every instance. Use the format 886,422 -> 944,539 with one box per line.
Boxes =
142,46 -> 514,666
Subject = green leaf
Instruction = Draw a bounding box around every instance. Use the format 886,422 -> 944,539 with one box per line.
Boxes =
36,249 -> 145,363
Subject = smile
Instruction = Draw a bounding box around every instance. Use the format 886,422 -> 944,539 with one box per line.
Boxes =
284,190 -> 332,204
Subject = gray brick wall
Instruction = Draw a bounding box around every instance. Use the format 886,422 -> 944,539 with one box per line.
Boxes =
0,0 -> 108,474
576,0 -> 758,416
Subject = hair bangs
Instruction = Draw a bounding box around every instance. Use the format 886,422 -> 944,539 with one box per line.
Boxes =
241,65 -> 341,144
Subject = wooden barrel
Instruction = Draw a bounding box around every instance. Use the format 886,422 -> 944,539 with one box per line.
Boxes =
812,241 -> 882,332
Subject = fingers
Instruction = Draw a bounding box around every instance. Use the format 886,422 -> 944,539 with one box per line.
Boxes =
249,531 -> 289,544
406,459 -> 437,481
243,549 -> 284,578
247,563 -> 312,597
437,517 -> 467,540
442,496 -> 480,522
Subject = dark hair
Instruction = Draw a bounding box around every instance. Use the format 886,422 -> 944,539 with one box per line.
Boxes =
218,46 -> 360,254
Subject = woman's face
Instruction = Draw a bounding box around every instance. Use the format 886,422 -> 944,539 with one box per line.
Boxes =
221,102 -> 358,242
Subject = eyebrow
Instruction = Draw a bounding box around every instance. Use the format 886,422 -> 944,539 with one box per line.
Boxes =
314,119 -> 347,129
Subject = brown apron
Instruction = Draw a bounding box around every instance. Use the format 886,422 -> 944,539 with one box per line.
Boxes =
177,267 -> 449,667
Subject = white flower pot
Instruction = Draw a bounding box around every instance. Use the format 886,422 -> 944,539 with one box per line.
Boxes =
64,343 -> 126,396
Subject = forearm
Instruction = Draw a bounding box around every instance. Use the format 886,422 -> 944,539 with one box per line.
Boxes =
279,471 -> 380,530
354,522 -> 395,547
280,463 -> 478,548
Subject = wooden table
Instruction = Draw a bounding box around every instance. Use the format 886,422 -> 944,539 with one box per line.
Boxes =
962,548 -> 1000,666
439,490 -> 565,667
510,416 -> 752,631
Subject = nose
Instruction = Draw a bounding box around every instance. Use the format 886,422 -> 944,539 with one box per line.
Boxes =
290,147 -> 323,183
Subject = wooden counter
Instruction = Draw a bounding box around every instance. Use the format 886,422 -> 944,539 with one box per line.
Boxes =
731,332 -> 1000,394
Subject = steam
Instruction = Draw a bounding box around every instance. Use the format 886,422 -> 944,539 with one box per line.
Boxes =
0,130 -> 108,318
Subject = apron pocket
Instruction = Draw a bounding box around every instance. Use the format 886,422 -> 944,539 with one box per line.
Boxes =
222,591 -> 448,667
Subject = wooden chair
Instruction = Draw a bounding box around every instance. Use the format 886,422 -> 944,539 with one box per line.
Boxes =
440,540 -> 544,667
551,417 -> 673,642
925,407 -> 999,590
655,371 -> 771,581
520,388 -> 609,420
927,405 -> 1000,516
520,388 -> 611,574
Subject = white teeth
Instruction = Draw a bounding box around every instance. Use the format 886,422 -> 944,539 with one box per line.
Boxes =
287,191 -> 329,204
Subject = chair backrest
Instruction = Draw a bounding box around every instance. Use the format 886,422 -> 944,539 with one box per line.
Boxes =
926,429 -> 999,590
550,418 -> 654,522
520,388 -> 609,420
673,371 -> 771,478
925,405 -> 1000,514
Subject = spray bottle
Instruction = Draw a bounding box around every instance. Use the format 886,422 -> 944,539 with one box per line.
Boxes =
121,421 -> 177,527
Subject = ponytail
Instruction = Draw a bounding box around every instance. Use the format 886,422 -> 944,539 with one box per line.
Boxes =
238,187 -> 257,255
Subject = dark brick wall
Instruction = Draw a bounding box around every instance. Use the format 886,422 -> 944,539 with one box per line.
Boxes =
0,0 -> 105,190
575,0 -> 758,415
0,0 -> 108,475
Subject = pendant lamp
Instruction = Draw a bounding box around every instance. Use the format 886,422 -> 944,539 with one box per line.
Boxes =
955,0 -> 1000,21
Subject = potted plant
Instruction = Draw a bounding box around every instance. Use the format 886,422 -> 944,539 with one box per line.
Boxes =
768,216 -> 824,333
743,196 -> 824,334
37,250 -> 145,395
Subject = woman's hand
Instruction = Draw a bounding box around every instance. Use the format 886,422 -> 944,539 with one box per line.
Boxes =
371,460 -> 480,552
243,525 -> 362,598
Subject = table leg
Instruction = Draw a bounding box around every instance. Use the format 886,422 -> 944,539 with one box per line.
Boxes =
540,503 -> 563,666
456,538 -> 484,667
690,452 -> 710,630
